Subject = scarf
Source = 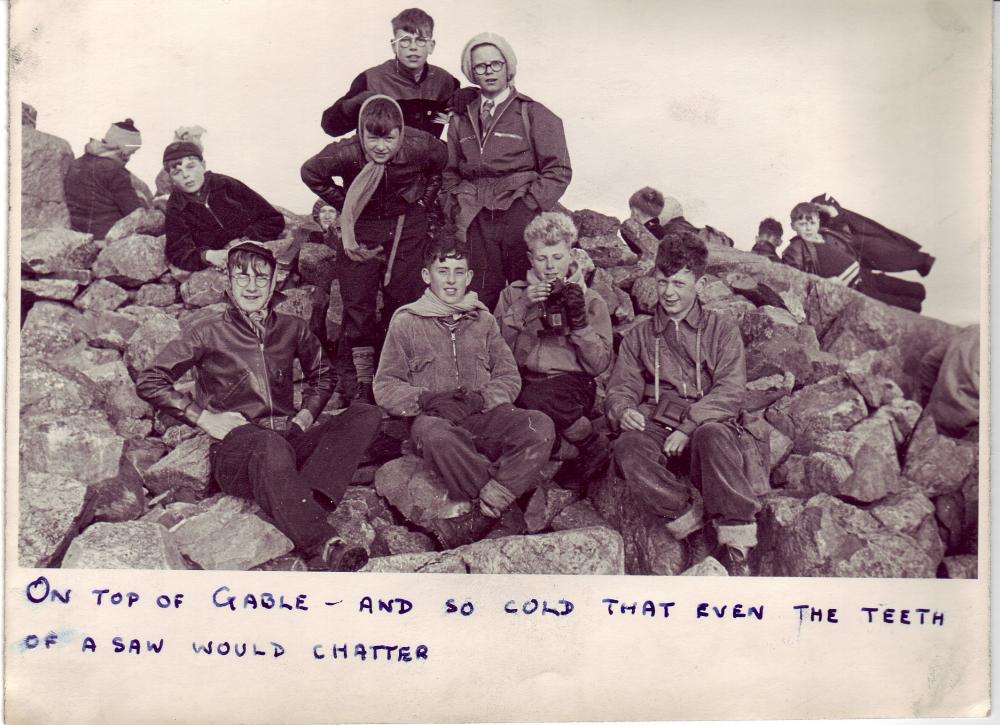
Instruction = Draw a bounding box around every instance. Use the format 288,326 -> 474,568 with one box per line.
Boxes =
393,288 -> 488,319
525,260 -> 588,293
340,95 -> 404,250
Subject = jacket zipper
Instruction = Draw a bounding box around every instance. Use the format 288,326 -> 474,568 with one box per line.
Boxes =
450,329 -> 459,380
255,325 -> 275,428
202,190 -> 225,230
474,96 -> 516,155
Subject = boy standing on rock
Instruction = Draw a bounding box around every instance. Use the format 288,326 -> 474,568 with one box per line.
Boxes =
605,231 -> 760,575
321,7 -> 459,139
162,141 -> 285,271
136,242 -> 381,571
373,237 -> 555,548
494,211 -> 613,491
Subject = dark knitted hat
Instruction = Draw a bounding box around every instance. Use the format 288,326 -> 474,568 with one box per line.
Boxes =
162,141 -> 203,168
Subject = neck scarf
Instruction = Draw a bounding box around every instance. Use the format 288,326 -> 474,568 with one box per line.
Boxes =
393,288 -> 488,319
340,95 -> 405,251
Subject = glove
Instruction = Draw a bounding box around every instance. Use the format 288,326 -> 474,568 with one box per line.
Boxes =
561,282 -> 588,331
283,422 -> 306,446
460,389 -> 485,414
418,389 -> 471,424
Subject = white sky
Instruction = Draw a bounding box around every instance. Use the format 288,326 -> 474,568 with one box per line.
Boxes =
10,0 -> 991,324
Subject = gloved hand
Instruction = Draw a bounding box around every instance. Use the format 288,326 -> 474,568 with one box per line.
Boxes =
418,389 -> 473,424
561,282 -> 588,330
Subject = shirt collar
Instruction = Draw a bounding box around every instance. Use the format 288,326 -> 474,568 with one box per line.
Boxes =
654,299 -> 703,334
481,87 -> 511,110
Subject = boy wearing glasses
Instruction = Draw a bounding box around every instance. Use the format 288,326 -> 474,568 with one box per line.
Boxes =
136,242 -> 382,571
321,8 -> 459,139
442,32 -> 572,310
605,232 -> 760,576
162,141 -> 285,271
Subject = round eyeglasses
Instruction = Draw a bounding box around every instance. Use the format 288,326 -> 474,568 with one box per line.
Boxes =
473,60 -> 506,76
232,274 -> 272,288
393,36 -> 430,49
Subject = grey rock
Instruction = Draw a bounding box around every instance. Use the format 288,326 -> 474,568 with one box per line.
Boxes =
297,242 -> 337,287
746,331 -> 843,389
143,434 -> 213,501
21,301 -> 82,358
940,555 -> 978,579
745,371 -> 795,412
73,279 -> 128,312
124,312 -> 181,374
62,521 -> 188,569
19,472 -> 92,567
92,234 -> 169,287
681,556 -> 728,576
902,415 -> 978,497
869,490 -> 944,566
618,218 -> 660,260
701,296 -> 756,326
765,375 -> 868,453
571,208 -> 620,238
21,124 -> 73,229
375,525 -> 437,556
20,359 -> 98,416
871,398 -> 923,445
104,208 -> 166,241
578,233 -> 639,268
73,310 -> 141,349
364,526 -> 624,575
523,479 -> 579,533
115,417 -> 153,440
273,285 -> 326,323
20,412 -> 124,484
180,268 -> 228,307
608,259 -> 654,290
170,496 -> 294,570
161,424 -> 199,448
134,283 -> 177,307
629,275 -> 659,314
846,372 -> 904,410
21,278 -> 79,301
326,499 -> 378,553
374,455 -> 469,527
104,385 -> 153,424
549,499 -> 613,532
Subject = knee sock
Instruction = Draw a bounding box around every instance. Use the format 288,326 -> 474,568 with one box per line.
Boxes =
352,346 -> 376,386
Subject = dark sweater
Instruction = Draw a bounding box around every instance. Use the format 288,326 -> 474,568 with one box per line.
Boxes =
164,171 -> 285,271
63,154 -> 143,239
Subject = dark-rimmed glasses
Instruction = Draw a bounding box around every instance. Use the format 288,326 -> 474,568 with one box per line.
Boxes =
473,60 -> 505,75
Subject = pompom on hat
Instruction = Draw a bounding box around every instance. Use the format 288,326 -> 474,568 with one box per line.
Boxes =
460,32 -> 517,83
103,118 -> 142,149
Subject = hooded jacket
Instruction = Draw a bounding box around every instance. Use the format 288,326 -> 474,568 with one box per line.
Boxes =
321,59 -> 460,138
63,141 -> 144,239
300,125 -> 447,219
135,302 -> 332,427
164,171 -> 285,271
604,301 -> 746,435
373,304 -> 521,418
494,268 -> 613,378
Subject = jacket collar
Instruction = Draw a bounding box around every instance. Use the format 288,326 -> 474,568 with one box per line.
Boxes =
653,299 -> 704,335
173,171 -> 219,209
466,87 -> 529,139
385,58 -> 430,85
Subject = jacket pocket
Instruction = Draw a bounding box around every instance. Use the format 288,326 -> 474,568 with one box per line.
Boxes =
211,371 -> 251,411
474,353 -> 492,391
408,355 -> 435,389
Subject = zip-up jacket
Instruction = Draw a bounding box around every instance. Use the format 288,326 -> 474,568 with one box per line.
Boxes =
494,281 -> 613,378
373,308 -> 521,417
63,153 -> 143,239
782,228 -> 858,278
300,128 -> 447,219
442,89 -> 571,235
135,304 -> 332,426
164,171 -> 285,271
605,302 -> 746,435
321,59 -> 460,138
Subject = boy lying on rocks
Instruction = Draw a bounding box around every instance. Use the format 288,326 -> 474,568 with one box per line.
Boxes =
136,242 -> 381,571
494,211 -> 613,493
373,237 -> 556,548
605,231 -> 761,576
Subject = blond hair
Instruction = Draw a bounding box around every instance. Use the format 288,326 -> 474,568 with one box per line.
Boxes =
523,211 -> 578,251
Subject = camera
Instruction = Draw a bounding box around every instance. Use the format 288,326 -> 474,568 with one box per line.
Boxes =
651,390 -> 691,432
539,278 -> 570,337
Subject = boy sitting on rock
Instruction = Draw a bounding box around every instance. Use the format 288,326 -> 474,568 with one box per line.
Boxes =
782,201 -> 926,312
605,231 -> 760,576
751,218 -> 783,262
162,141 -> 286,271
136,242 -> 381,571
373,237 -> 555,548
494,211 -> 613,491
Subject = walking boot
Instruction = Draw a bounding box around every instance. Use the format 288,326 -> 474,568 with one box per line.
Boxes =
307,536 -> 369,572
717,545 -> 752,577
684,528 -> 714,570
428,509 -> 497,549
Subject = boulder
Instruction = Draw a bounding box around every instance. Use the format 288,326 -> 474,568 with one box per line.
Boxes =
681,556 -> 728,576
869,490 -> 944,565
618,218 -> 660,260
169,496 -> 294,570
940,555 -> 978,579
92,234 -> 169,287
89,467 -> 147,524
161,423 -> 199,448
608,259 -> 654,290
523,480 -> 578,533
846,373 -> 903,410
115,417 -> 153,440
73,310 -> 141,349
697,275 -> 735,305
297,242 -> 337,287
745,372 -> 795,412
254,556 -> 309,572
104,386 -> 153,424
133,283 -> 177,307
577,233 -> 639,268
375,525 -> 437,556
571,209 -> 620,238
630,276 -> 658,313
124,312 -> 181,374
73,279 -> 128,312
549,498 -> 614,532
590,472 -> 686,575
20,359 -> 98,416
20,412 -> 124,485
871,398 -> 923,445
901,415 -> 978,497
364,526 -> 625,575
765,375 -> 868,453
21,301 -> 82,358
753,492 -> 937,577
21,123 -> 73,229
273,285 -> 327,324
374,455 -> 469,527
103,208 -> 166,242
21,278 -> 79,301
142,434 -> 213,501
701,297 -> 756,326
745,331 -> 842,388
180,268 -> 228,307
325,497 -> 379,553
19,472 -> 92,567
62,521 -> 188,569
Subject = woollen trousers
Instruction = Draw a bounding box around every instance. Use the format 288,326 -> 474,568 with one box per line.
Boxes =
211,404 -> 382,552
466,199 -> 537,311
410,404 -> 556,502
612,420 -> 760,526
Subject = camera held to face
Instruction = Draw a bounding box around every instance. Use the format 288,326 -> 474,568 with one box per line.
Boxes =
539,277 -> 571,336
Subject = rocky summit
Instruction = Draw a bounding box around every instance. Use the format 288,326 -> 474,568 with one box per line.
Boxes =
18,106 -> 978,577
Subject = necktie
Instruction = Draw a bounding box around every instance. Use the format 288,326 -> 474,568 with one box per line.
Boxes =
480,99 -> 495,135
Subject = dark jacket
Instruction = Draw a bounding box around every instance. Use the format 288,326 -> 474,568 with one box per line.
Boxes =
164,172 -> 285,271
781,228 -> 857,277
605,302 -> 746,435
817,202 -> 932,274
135,303 -> 332,426
321,59 -> 460,138
442,89 -> 571,234
63,153 -> 143,239
300,128 -> 448,219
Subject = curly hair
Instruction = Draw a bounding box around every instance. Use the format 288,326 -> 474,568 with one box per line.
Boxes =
422,234 -> 470,268
523,211 -> 578,250
758,217 -> 783,238
654,230 -> 708,279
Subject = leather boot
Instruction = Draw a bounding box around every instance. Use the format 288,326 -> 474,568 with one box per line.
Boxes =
428,509 -> 497,549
